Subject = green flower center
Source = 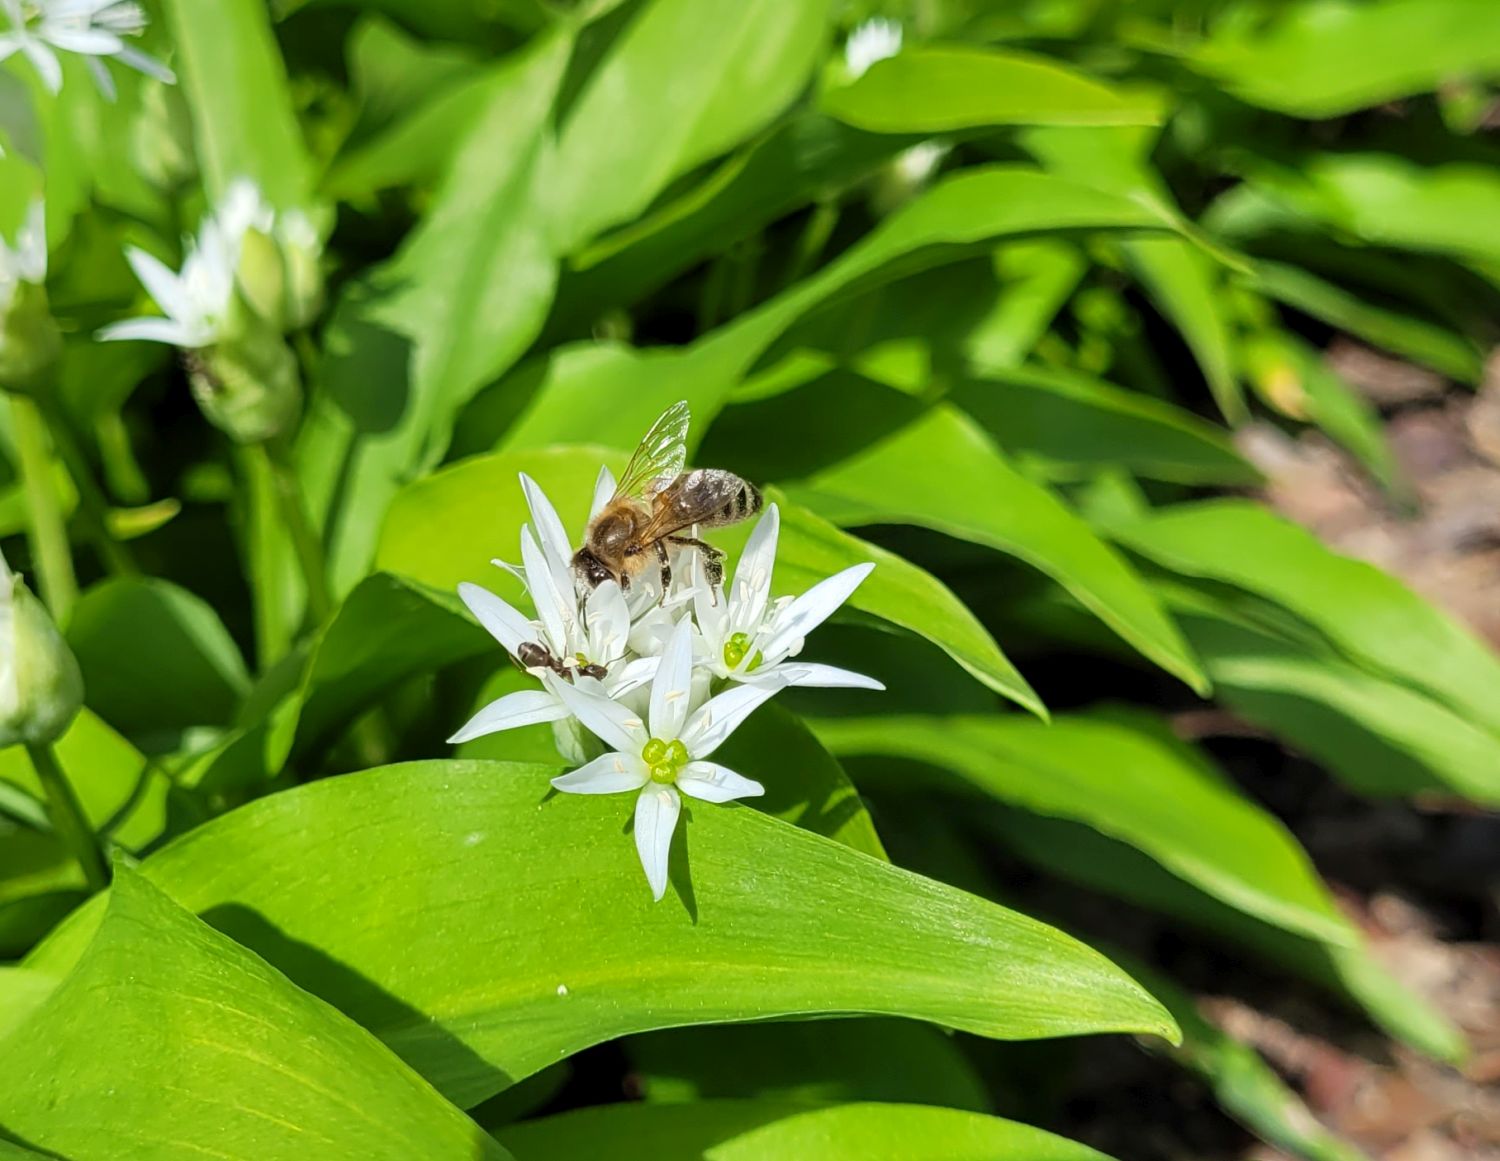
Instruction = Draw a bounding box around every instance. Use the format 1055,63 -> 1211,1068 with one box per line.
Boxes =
723,631 -> 763,672
643,737 -> 690,784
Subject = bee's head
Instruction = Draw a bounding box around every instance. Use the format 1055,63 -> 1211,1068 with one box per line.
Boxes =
572,548 -> 614,590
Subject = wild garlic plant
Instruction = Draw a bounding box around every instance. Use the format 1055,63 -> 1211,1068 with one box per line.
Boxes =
451,468 -> 882,898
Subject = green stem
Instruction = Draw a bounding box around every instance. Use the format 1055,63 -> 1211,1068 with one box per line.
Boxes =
33,394 -> 139,578
26,741 -> 109,893
258,438 -> 333,625
9,392 -> 78,620
782,200 -> 840,288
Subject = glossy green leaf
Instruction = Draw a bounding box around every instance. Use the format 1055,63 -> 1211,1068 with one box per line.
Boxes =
787,406 -> 1206,693
496,1100 -> 1115,1161
817,709 -> 1354,945
303,28 -> 572,593
984,809 -> 1464,1063
500,166 -> 1170,453
1191,0 -> 1500,117
0,868 -> 509,1159
823,46 -> 1160,132
26,761 -> 1178,1109
376,447 -> 1042,714
548,0 -> 835,249
161,0 -> 313,205
1172,604 -> 1500,806
65,578 -> 249,743
1121,956 -> 1370,1161
270,573 -> 488,767
1106,500 -> 1500,740
954,365 -> 1257,486
626,1019 -> 987,1110
1243,258 -> 1485,384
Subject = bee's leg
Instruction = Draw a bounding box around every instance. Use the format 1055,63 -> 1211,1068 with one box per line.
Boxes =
654,538 -> 672,602
668,536 -> 725,593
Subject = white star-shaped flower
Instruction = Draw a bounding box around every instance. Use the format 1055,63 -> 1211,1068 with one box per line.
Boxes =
692,503 -> 882,692
844,16 -> 902,79
0,0 -> 173,97
547,618 -> 778,900
97,215 -> 237,349
447,475 -> 657,745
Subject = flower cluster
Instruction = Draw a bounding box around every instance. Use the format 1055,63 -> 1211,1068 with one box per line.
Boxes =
451,469 -> 882,900
0,0 -> 173,98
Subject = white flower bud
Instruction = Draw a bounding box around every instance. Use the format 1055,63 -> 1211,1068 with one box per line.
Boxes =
0,549 -> 84,750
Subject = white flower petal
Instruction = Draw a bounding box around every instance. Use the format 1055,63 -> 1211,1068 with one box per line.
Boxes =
41,26 -> 123,54
520,525 -> 572,654
583,579 -> 631,665
15,199 -> 46,283
548,673 -> 648,755
648,617 -> 695,741
681,681 -> 780,759
634,784 -> 680,901
457,581 -> 534,655
22,36 -> 63,93
751,661 -> 885,691
590,465 -> 617,521
447,688 -> 566,744
519,473 -> 575,572
604,655 -> 658,698
84,52 -> 115,100
760,562 -> 875,664
730,503 -> 779,636
550,751 -> 647,795
123,245 -> 191,324
692,554 -> 728,650
677,760 -> 764,804
95,316 -> 194,345
113,42 -> 174,83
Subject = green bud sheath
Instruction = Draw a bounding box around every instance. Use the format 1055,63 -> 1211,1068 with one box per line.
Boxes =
0,556 -> 84,749
188,307 -> 302,444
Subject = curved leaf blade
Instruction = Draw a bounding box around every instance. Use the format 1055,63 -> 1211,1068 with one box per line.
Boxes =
0,869 -> 510,1160
26,761 -> 1178,1108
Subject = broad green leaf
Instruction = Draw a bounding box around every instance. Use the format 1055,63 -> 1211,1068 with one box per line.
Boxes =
269,573 -> 487,768
1190,0 -> 1500,117
983,809 -> 1464,1063
1244,258 -> 1485,384
161,0 -> 313,206
0,708 -> 165,850
558,114 -> 909,324
1019,125 -> 1246,421
954,365 -> 1257,486
26,761 -> 1178,1108
1240,331 -> 1404,497
0,966 -> 56,1040
0,828 -> 82,957
65,578 -> 249,744
0,869 -> 509,1159
1172,605 -> 1500,806
1106,500 -> 1500,741
376,447 -> 1041,714
816,710 -> 1355,945
497,1100 -> 1115,1161
626,1020 -> 987,1110
303,28 -> 572,594
1121,956 -> 1370,1161
549,0 -> 835,249
501,166 -> 1170,452
323,16 -> 490,198
715,703 -> 887,859
823,46 -> 1160,132
787,406 -> 1206,693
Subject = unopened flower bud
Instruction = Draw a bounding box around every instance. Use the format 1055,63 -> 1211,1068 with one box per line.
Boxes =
0,279 -> 63,393
186,311 -> 302,444
0,549 -> 84,749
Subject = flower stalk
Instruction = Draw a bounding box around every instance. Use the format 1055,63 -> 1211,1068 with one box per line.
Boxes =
9,391 -> 77,619
25,741 -> 109,893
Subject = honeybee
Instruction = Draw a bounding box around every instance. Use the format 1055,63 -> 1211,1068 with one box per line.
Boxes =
573,401 -> 761,594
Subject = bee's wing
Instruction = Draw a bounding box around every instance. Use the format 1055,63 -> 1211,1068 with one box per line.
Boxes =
637,469 -> 747,541
612,401 -> 691,501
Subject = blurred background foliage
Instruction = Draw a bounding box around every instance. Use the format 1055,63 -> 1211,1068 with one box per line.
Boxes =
1,0 -> 1498,1157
